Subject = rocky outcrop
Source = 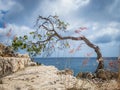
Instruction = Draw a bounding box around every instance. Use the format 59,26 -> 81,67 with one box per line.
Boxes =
76,72 -> 95,79
57,69 -> 74,75
0,43 -> 37,78
0,56 -> 36,78
96,69 -> 118,80
76,69 -> 119,80
0,43 -> 15,57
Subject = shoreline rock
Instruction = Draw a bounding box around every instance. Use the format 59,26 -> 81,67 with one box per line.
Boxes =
76,69 -> 119,81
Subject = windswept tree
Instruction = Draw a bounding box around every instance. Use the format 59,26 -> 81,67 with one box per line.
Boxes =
12,15 -> 104,72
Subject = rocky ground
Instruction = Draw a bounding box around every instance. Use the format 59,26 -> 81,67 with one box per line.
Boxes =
0,65 -> 120,90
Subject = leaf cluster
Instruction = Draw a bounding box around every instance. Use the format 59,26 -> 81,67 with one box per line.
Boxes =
12,34 -> 45,56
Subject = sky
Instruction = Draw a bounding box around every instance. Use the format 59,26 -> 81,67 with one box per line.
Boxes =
0,0 -> 120,57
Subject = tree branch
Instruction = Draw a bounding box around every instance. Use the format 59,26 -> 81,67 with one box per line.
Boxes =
38,15 -> 55,30
37,34 -> 56,44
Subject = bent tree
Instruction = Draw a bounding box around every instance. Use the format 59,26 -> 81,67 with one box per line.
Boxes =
12,15 -> 104,72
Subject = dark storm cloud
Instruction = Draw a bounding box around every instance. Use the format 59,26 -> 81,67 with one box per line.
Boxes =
77,0 -> 120,22
4,0 -> 41,25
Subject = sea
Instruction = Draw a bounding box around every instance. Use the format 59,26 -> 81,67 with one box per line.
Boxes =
33,57 -> 119,76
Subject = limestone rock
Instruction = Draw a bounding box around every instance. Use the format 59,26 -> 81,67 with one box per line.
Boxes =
57,69 -> 73,75
0,43 -> 37,78
76,72 -> 95,79
0,56 -> 35,78
0,65 -> 119,90
28,61 -> 37,66
0,66 -> 96,90
0,59 -> 13,77
76,72 -> 83,79
16,53 -> 30,58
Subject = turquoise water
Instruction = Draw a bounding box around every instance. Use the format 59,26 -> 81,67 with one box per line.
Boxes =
34,57 -> 118,76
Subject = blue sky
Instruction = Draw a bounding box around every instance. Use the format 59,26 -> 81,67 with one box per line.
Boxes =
0,0 -> 120,57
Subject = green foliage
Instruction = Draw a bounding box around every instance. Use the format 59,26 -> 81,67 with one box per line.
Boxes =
38,34 -> 42,39
11,34 -> 45,56
64,41 -> 70,48
56,18 -> 69,31
23,35 -> 28,40
26,44 -> 42,56
11,15 -> 70,57
30,32 -> 35,35
12,38 -> 23,51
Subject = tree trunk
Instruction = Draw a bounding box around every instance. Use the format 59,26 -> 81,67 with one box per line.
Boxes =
81,36 -> 104,72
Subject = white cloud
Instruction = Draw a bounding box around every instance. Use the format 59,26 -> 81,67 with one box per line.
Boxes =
107,22 -> 120,28
7,24 -> 35,36
88,22 -> 120,44
34,0 -> 90,17
56,0 -> 90,14
0,24 -> 35,44
75,0 -> 90,7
